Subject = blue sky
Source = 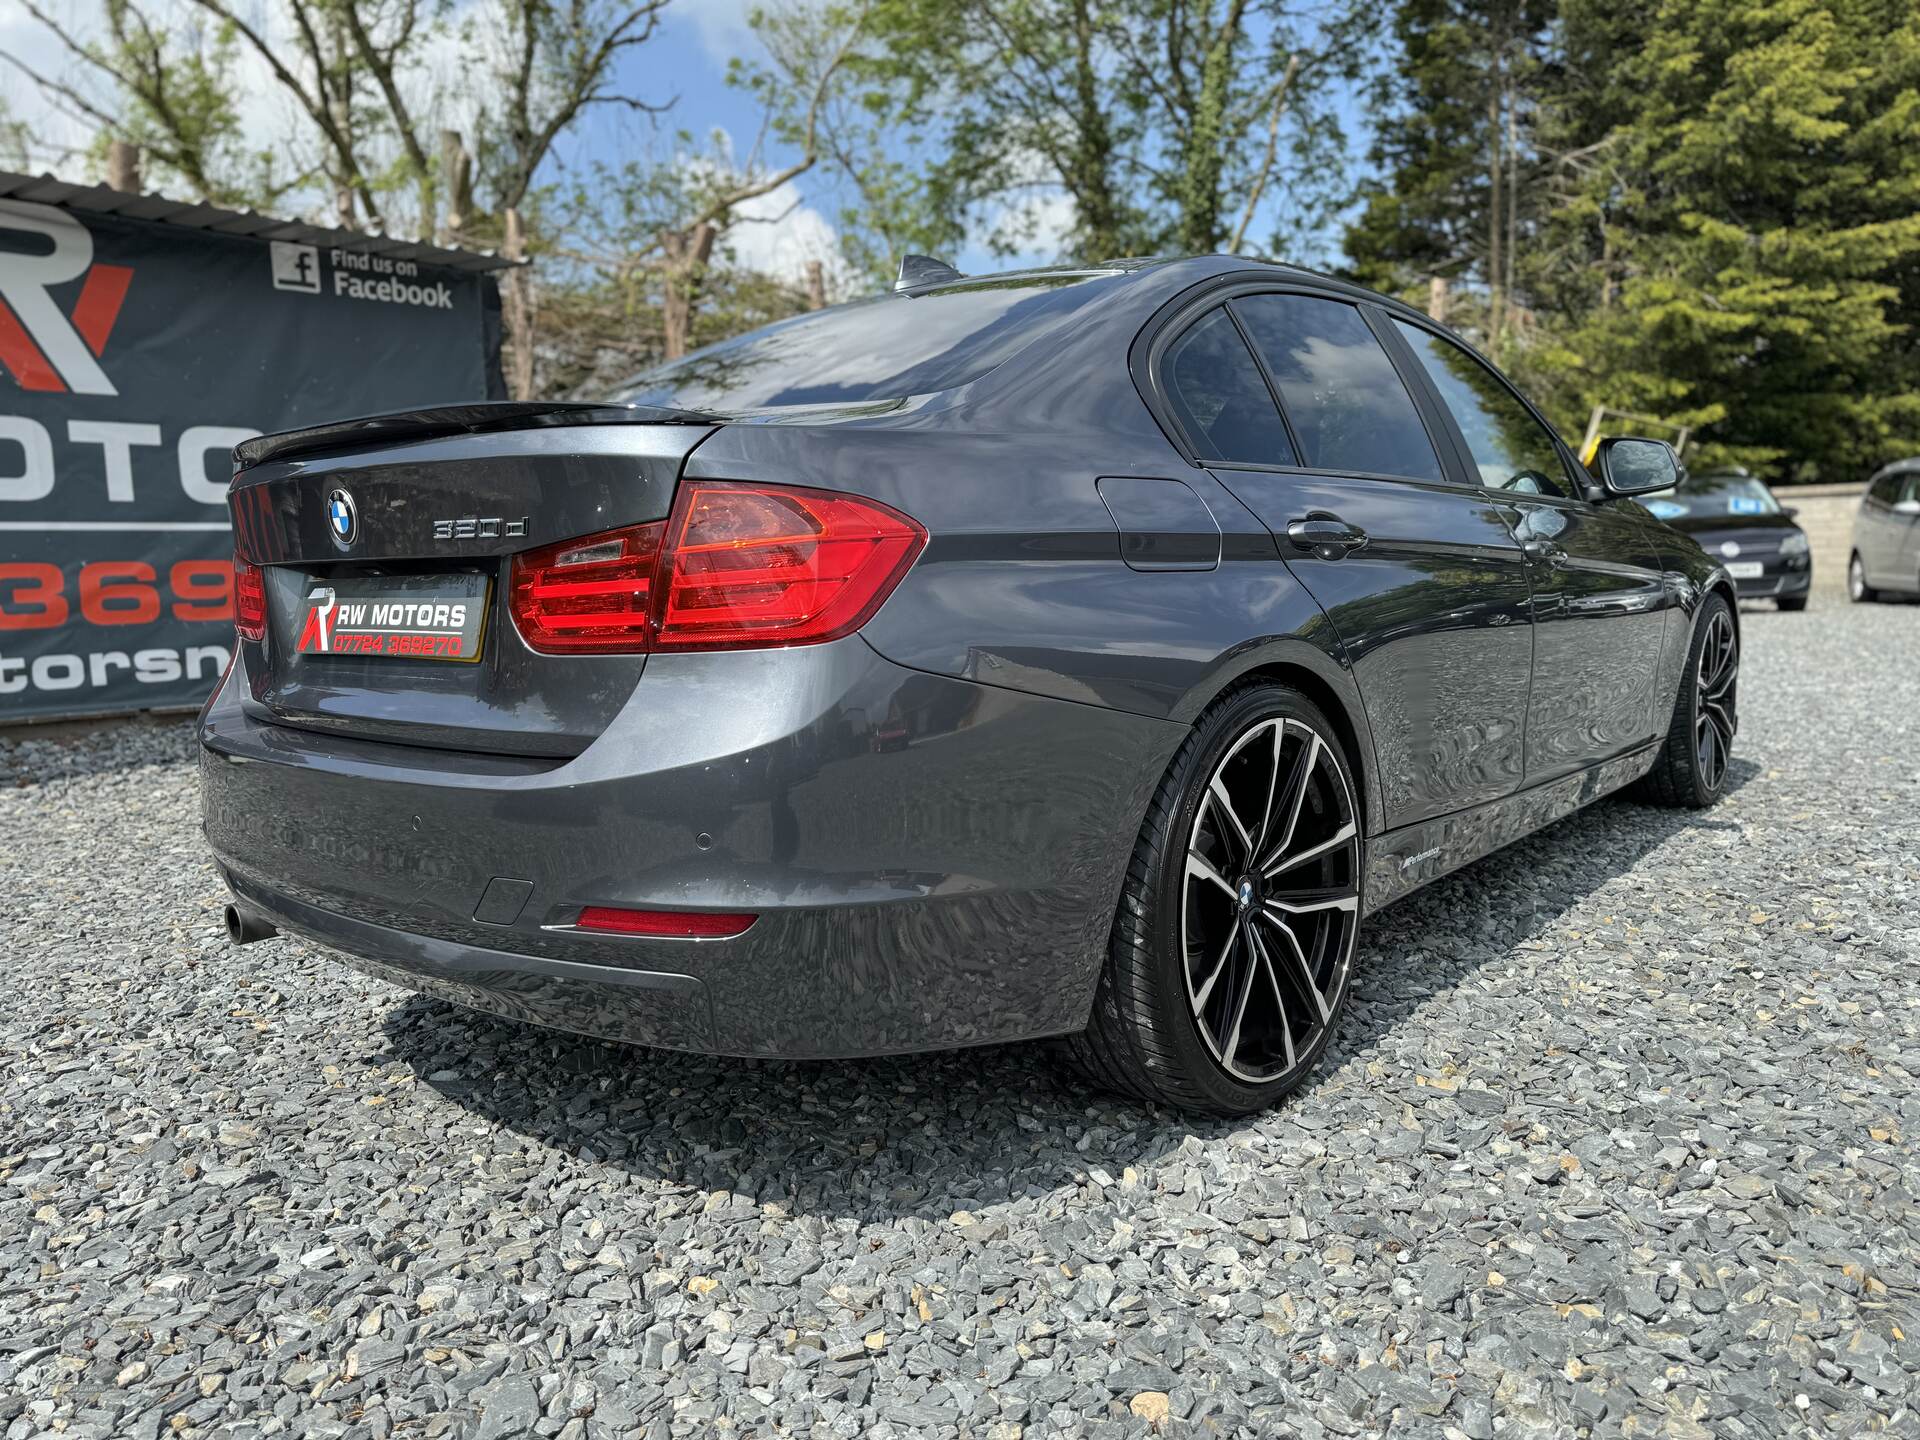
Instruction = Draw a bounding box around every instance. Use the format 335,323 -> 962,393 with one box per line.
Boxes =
567,2 -> 1375,283
2,0 -> 1374,284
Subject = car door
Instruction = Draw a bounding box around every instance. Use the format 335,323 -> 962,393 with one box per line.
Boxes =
1856,472 -> 1896,585
1893,472 -> 1920,591
1152,288 -> 1534,832
1385,317 -> 1672,784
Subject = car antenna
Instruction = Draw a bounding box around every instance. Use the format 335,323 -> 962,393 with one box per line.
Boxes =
895,254 -> 965,292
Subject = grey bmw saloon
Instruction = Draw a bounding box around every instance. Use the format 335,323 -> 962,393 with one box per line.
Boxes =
201,255 -> 1738,1114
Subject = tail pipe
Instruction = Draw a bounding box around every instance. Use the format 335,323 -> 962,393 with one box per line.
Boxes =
225,902 -> 278,946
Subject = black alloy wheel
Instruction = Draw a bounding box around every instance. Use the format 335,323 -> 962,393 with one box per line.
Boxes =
1693,604 -> 1737,793
1638,593 -> 1739,809
1070,685 -> 1363,1113
1182,714 -> 1361,1083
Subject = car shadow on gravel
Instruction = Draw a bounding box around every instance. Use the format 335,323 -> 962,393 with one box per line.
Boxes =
383,759 -> 1758,1224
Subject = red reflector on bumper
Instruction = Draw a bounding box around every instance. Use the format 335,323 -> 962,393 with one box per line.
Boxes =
575,906 -> 755,938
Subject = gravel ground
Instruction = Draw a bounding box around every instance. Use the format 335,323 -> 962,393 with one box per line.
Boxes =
5,596 -> 1918,1440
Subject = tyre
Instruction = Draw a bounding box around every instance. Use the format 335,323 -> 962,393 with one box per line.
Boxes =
1069,683 -> 1363,1114
1849,553 -> 1879,603
1777,595 -> 1808,612
1636,593 -> 1738,809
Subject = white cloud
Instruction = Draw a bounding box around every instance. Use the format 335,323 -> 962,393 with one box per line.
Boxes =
674,0 -> 759,65
972,187 -> 1078,269
717,176 -> 853,293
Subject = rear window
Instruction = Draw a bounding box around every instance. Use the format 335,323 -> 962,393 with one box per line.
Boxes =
607,274 -> 1117,412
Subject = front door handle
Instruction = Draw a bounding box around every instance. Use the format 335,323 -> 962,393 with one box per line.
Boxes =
1287,513 -> 1369,561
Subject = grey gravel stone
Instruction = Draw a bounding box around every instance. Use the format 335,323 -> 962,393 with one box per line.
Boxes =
4,601 -> 1919,1440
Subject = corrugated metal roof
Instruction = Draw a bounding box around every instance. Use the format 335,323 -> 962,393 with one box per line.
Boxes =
0,171 -> 520,274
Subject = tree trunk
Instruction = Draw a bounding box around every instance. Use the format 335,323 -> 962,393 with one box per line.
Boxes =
1067,0 -> 1124,260
329,11 -> 355,227
1486,43 -> 1504,347
438,130 -> 472,247
1504,79 -> 1519,335
1428,275 -> 1450,323
105,138 -> 142,193
660,221 -> 719,361
1178,3 -> 1251,255
502,207 -> 535,400
805,260 -> 827,311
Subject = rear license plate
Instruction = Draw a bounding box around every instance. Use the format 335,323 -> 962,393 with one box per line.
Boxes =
295,573 -> 489,662
1726,561 -> 1764,579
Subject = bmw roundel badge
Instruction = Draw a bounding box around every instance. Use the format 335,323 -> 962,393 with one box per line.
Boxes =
326,488 -> 358,548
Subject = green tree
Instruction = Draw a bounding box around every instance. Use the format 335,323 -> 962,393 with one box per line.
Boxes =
9,0 -> 296,206
1343,0 -> 1557,355
1521,0 -> 1920,479
845,0 -> 1364,269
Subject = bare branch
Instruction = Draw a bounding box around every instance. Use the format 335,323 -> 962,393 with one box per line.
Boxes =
1229,53 -> 1301,254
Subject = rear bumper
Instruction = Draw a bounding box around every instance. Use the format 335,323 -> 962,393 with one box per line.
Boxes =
200,636 -> 1185,1058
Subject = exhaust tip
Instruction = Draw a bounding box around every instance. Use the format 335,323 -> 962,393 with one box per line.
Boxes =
225,903 -> 278,946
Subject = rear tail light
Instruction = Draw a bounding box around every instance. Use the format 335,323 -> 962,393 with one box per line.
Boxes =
234,555 -> 266,642
509,523 -> 662,653
509,482 -> 925,655
576,905 -> 756,938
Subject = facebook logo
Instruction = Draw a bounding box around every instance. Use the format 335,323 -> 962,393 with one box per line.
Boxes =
269,241 -> 321,294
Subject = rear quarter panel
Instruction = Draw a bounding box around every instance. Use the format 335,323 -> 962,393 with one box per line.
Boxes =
684,406 -> 1383,836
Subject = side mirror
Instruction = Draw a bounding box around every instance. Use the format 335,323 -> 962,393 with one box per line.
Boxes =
1594,436 -> 1681,497
1780,505 -> 1799,520
1895,499 -> 1920,516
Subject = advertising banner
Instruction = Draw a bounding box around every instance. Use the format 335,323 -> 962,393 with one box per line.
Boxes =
0,197 -> 502,721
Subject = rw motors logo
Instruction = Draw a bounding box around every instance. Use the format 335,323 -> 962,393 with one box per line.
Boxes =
0,200 -> 132,397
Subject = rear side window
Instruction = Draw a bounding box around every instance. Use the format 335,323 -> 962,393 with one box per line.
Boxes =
1162,309 -> 1299,466
1393,320 -> 1574,497
1233,294 -> 1443,481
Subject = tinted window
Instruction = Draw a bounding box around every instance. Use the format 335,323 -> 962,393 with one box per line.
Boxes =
1392,320 -> 1573,496
1233,294 -> 1442,481
609,274 -> 1117,411
1653,473 -> 1780,518
1162,309 -> 1298,466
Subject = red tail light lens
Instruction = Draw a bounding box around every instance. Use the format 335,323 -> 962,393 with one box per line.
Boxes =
576,906 -> 756,938
654,483 -> 926,651
509,484 -> 925,655
510,522 -> 664,653
234,555 -> 266,642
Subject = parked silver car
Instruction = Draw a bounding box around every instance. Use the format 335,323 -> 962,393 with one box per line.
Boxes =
1851,459 -> 1920,602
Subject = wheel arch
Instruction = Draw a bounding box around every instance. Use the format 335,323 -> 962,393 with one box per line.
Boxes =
1706,575 -> 1741,634
1170,639 -> 1381,840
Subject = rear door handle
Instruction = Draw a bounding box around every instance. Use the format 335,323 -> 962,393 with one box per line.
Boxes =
1523,538 -> 1569,566
1286,513 -> 1368,560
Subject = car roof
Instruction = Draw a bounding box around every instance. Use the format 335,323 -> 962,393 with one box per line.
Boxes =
913,252 -> 1466,352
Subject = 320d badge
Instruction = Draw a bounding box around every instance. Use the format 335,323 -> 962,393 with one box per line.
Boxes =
201,255 -> 1738,1114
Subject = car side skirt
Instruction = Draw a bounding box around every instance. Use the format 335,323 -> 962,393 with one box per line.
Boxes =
1363,741 -> 1660,916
